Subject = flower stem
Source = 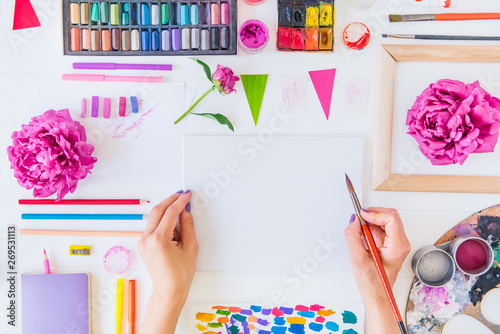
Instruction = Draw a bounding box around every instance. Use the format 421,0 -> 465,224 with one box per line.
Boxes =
174,87 -> 214,124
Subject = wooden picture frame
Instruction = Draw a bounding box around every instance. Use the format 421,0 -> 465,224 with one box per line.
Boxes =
373,44 -> 500,194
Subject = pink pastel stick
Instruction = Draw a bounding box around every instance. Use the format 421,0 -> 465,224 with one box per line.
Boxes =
119,97 -> 126,117
80,98 -> 87,118
103,97 -> 111,118
105,75 -> 163,83
91,96 -> 99,117
62,74 -> 105,81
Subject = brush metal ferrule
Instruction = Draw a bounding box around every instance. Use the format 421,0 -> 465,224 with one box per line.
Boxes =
349,192 -> 366,225
403,14 -> 436,22
385,34 -> 415,39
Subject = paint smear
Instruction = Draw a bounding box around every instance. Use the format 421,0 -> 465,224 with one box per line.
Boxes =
232,314 -> 247,322
217,317 -> 229,324
274,317 -> 286,325
295,305 -> 309,312
240,309 -> 253,315
316,316 -> 325,323
289,324 -> 306,333
195,323 -> 207,331
195,313 -> 216,323
248,324 -> 256,330
258,318 -> 270,326
309,322 -> 324,332
247,316 -> 258,322
310,304 -> 325,311
407,271 -> 478,332
250,305 -> 262,312
216,310 -> 230,316
341,311 -> 357,324
272,308 -> 285,317
228,307 -> 242,313
212,306 -> 229,310
325,321 -> 339,331
113,101 -> 159,139
279,306 -> 294,315
297,311 -> 315,318
262,308 -> 272,315
317,309 -> 334,317
287,317 -> 306,325
271,326 -> 287,334
207,322 -> 223,328
202,331 -> 218,334
228,326 -> 239,334
342,329 -> 358,334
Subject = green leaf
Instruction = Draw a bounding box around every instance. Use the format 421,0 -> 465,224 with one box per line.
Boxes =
191,58 -> 213,83
191,112 -> 234,132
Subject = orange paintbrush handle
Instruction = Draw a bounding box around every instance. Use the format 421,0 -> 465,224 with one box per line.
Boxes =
361,224 -> 404,323
436,13 -> 500,21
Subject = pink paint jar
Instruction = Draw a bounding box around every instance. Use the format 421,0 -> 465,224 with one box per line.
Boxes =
243,0 -> 266,5
449,235 -> 494,276
238,20 -> 269,54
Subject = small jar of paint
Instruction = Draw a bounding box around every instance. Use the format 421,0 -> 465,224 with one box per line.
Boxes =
449,235 -> 494,276
412,246 -> 455,287
343,22 -> 371,50
243,0 -> 266,6
238,20 -> 269,54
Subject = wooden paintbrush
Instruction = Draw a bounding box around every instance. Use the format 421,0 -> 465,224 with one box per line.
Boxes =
345,174 -> 408,334
389,13 -> 500,22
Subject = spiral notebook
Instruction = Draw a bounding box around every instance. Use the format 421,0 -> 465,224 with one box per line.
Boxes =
21,273 -> 91,334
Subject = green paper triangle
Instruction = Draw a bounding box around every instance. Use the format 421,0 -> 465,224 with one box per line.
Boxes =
241,74 -> 268,126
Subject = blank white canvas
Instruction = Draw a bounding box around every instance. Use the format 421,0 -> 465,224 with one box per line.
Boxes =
184,136 -> 363,273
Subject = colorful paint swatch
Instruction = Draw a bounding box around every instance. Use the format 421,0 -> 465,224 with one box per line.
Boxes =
277,0 -> 334,52
241,74 -> 268,126
309,69 -> 336,120
13,0 -> 41,30
191,304 -> 363,334
63,0 -> 237,55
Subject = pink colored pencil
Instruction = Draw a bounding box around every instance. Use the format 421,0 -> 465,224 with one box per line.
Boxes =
43,249 -> 51,274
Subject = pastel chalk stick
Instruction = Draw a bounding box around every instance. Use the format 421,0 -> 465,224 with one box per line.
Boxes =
91,96 -> 99,117
131,96 -> 139,113
103,97 -> 111,118
119,97 -> 126,117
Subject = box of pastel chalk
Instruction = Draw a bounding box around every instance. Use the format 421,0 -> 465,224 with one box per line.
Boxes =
277,0 -> 335,52
63,0 -> 237,55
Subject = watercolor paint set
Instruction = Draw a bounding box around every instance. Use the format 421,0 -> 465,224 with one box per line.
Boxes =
62,0 -> 237,55
277,0 -> 335,52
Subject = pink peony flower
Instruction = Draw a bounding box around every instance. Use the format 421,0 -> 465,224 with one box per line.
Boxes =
7,109 -> 97,200
406,79 -> 500,165
212,65 -> 240,95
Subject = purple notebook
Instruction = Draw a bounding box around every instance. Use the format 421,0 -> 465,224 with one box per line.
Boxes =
22,273 -> 90,334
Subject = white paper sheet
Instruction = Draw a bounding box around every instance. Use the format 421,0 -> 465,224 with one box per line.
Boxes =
184,136 -> 364,273
18,77 -> 189,205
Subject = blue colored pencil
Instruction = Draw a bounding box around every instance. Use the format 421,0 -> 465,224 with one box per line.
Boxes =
21,214 -> 145,220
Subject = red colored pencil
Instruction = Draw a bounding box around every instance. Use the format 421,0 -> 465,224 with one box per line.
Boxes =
18,199 -> 150,205
345,174 -> 408,334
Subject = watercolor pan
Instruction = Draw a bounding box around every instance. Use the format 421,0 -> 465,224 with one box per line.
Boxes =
63,0 -> 237,55
277,0 -> 334,52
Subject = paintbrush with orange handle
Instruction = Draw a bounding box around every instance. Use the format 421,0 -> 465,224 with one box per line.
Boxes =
345,174 -> 408,334
389,13 -> 500,22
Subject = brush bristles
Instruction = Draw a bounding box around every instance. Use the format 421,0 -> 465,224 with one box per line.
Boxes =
389,14 -> 403,22
345,174 -> 354,193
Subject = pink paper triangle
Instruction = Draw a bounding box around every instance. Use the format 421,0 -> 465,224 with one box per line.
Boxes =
13,0 -> 41,30
309,69 -> 336,120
